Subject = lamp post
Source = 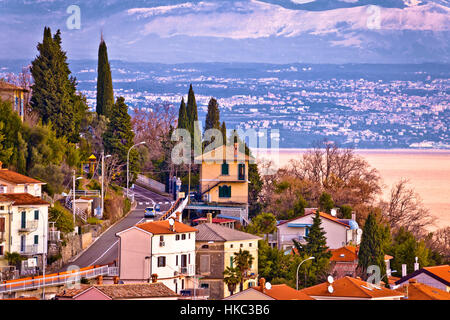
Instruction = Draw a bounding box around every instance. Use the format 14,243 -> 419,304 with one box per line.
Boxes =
72,170 -> 83,228
296,256 -> 315,290
127,142 -> 146,199
101,152 -> 112,218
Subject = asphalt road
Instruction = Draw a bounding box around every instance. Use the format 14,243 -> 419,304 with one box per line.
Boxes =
61,185 -> 173,270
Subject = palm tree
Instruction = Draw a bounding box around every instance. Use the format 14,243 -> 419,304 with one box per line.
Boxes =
223,266 -> 240,296
5,252 -> 25,268
234,249 -> 255,292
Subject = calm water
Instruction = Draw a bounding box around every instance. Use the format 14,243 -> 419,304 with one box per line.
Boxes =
255,148 -> 450,231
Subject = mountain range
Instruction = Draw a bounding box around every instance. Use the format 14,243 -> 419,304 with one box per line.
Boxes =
0,0 -> 449,63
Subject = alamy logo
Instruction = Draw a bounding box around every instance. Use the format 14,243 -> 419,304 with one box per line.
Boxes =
66,5 -> 81,30
366,5 -> 381,30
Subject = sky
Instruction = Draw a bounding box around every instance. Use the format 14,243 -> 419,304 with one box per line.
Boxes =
0,0 -> 449,64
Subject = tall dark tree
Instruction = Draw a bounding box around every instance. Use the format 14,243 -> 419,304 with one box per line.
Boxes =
293,210 -> 332,288
103,97 -> 137,184
186,84 -> 201,152
30,27 -> 87,142
204,97 -> 220,132
96,36 -> 114,118
177,97 -> 188,130
357,212 -> 386,280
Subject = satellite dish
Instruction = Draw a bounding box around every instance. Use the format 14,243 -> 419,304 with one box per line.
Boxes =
168,218 -> 175,226
265,282 -> 272,290
328,285 -> 334,294
327,276 -> 334,284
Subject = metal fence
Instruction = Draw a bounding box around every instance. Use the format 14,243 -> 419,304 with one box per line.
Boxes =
0,265 -> 112,294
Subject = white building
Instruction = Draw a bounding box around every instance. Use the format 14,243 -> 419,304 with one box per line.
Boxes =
276,211 -> 362,252
0,164 -> 45,197
116,219 -> 197,294
0,193 -> 49,270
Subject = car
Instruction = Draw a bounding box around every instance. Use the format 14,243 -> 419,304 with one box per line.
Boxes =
144,206 -> 156,218
155,204 -> 161,212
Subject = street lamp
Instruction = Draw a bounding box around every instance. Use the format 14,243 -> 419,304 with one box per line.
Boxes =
127,142 -> 146,198
72,170 -> 83,227
101,152 -> 112,218
296,256 -> 315,290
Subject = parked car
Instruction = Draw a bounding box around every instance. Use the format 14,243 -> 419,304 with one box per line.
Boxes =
155,204 -> 161,212
144,206 -> 156,218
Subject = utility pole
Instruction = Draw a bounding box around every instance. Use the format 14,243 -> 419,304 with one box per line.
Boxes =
72,169 -> 76,228
188,163 -> 191,204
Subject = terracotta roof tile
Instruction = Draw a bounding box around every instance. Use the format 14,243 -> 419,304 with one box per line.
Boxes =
401,282 -> 450,300
423,265 -> 450,283
300,276 -> 404,299
277,210 -> 350,228
136,220 -> 198,235
252,284 -> 314,300
329,246 -> 358,262
0,169 -> 44,185
0,193 -> 49,206
0,81 -> 28,92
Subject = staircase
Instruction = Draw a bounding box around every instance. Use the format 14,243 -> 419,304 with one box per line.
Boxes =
64,191 -> 88,222
157,196 -> 189,221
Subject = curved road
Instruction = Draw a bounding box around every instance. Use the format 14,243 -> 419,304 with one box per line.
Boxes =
62,185 -> 173,270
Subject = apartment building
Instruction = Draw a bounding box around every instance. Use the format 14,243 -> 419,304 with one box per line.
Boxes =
0,80 -> 28,121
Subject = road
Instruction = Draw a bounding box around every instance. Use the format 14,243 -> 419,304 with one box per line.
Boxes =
62,185 -> 173,270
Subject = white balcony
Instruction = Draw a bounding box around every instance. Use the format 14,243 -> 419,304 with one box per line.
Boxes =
178,265 -> 195,276
21,244 -> 39,255
19,220 -> 38,233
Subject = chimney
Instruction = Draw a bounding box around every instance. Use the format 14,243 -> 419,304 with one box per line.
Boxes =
207,212 -> 213,224
151,274 -> 158,283
97,275 -> 103,285
414,257 -> 419,271
402,264 -> 407,277
351,213 -> 356,221
259,278 -> 266,293
113,276 -> 119,285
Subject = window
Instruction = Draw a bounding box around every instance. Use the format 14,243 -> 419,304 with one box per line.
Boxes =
188,233 -> 191,239
249,243 -> 252,247
24,185 -> 28,193
221,163 -> 229,175
34,235 -> 39,245
0,217 -> 5,233
238,164 -> 245,181
160,236 -> 164,242
181,234 -> 186,240
240,244 -> 243,248
230,256 -> 234,268
157,256 -> 166,267
176,235 -> 180,241
201,245 -> 209,249
230,244 -> 233,248
176,255 -> 178,266
219,185 -> 231,198
200,283 -> 209,289
199,255 -> 210,274
0,206 -> 4,211
21,211 -> 26,229
0,245 -> 3,256
34,210 -> 39,220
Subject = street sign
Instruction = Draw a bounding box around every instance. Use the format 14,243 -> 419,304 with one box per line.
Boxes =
27,258 -> 37,268
178,192 -> 185,199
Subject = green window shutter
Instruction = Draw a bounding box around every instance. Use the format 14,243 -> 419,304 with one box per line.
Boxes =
34,210 -> 39,220
34,235 -> 39,245
230,256 -> 233,268
21,211 -> 26,229
227,186 -> 231,198
222,163 -> 229,175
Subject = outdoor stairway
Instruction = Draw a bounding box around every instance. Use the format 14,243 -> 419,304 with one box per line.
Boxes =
157,196 -> 189,221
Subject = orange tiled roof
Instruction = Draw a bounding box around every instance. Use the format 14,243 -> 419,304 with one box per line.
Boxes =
330,246 -> 358,262
0,169 -> 44,185
1,297 -> 39,300
136,220 -> 198,235
252,284 -> 314,300
0,193 -> 49,206
401,281 -> 450,300
278,211 -> 350,228
423,265 -> 450,283
0,81 -> 28,92
300,276 -> 404,299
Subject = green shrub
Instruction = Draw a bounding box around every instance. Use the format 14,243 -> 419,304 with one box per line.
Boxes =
49,202 -> 74,234
123,198 -> 131,215
87,217 -> 101,225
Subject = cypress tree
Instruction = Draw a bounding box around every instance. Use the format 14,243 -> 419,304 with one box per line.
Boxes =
186,84 -> 201,153
177,97 -> 188,130
205,97 -> 220,132
358,212 -> 386,279
96,36 -> 114,118
30,27 -> 86,142
103,97 -> 136,183
221,121 -> 227,145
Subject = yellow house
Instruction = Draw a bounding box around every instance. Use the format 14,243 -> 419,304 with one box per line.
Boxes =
195,144 -> 253,205
0,80 -> 28,121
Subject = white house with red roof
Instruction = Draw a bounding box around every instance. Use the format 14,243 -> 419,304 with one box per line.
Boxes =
116,219 -> 198,295
276,211 -> 362,251
395,265 -> 450,293
0,162 -> 45,197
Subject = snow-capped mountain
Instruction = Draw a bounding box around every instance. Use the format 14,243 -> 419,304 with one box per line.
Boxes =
0,0 -> 449,63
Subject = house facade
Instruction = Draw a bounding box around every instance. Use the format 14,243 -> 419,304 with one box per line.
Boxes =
395,265 -> 450,293
0,164 -> 45,197
116,220 -> 197,294
0,193 -> 49,270
0,81 -> 28,121
195,222 -> 261,300
276,212 -> 362,251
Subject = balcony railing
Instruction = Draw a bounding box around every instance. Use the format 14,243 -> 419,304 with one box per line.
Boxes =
179,288 -> 210,300
280,234 -> 306,243
21,244 -> 39,255
178,265 -> 195,276
19,220 -> 38,233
